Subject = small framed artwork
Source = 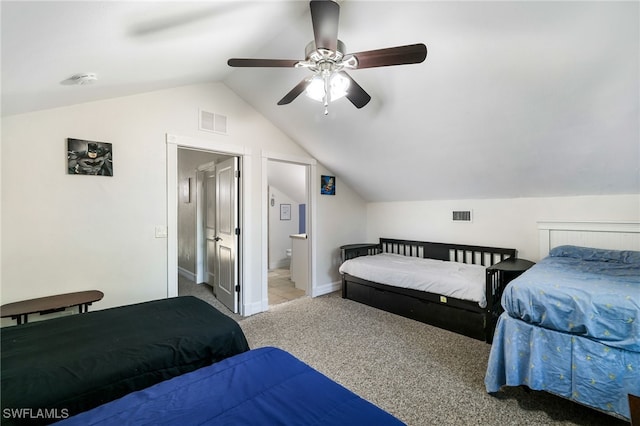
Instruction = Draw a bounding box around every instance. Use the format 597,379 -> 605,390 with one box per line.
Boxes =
280,204 -> 291,220
321,175 -> 335,195
67,138 -> 113,176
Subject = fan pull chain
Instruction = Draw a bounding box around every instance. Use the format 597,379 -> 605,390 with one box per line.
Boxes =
323,72 -> 330,115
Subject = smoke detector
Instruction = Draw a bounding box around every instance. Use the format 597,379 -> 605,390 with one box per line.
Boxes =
62,73 -> 98,85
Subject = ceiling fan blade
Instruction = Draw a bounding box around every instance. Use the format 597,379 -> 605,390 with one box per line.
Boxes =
310,0 -> 339,51
277,78 -> 311,105
340,72 -> 371,109
349,43 -> 427,69
228,58 -> 300,68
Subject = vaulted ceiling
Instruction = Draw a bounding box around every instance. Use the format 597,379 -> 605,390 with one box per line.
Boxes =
2,1 -> 638,202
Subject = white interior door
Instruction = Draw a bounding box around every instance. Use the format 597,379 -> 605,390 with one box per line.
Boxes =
215,157 -> 239,313
204,167 -> 217,288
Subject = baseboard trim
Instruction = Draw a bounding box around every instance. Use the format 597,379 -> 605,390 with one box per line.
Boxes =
269,259 -> 291,270
242,282 -> 340,316
243,300 -> 267,317
312,280 -> 341,298
178,267 -> 196,282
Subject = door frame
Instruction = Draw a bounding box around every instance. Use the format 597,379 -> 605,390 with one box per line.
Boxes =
167,134 -> 251,315
261,151 -> 317,310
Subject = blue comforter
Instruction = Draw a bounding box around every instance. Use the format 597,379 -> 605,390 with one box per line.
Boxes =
56,347 -> 404,426
501,245 -> 640,351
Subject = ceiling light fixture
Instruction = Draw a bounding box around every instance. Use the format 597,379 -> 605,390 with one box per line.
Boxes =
61,73 -> 98,86
304,71 -> 350,115
299,40 -> 352,115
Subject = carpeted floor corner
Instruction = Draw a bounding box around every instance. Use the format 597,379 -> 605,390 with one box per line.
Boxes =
238,291 -> 627,426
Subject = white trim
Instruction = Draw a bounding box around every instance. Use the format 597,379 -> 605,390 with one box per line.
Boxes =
167,133 -> 252,316
243,300 -> 267,317
167,134 -> 250,156
262,150 -> 317,309
312,280 -> 341,298
197,160 -> 217,172
178,266 -> 196,282
261,151 -> 317,166
167,142 -> 179,298
538,221 -> 640,257
538,221 -> 640,233
195,170 -> 205,284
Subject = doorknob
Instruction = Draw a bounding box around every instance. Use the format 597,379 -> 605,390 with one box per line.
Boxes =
214,236 -> 222,242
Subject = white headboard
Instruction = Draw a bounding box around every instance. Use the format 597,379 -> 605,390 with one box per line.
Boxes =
538,221 -> 640,258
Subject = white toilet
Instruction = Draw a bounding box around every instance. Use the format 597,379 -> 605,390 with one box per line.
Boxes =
285,248 -> 292,271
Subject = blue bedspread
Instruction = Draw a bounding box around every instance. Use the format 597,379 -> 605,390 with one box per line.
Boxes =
501,245 -> 640,351
485,313 -> 640,420
56,347 -> 404,426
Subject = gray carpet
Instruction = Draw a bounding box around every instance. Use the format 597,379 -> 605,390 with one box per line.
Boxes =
179,279 -> 627,425
239,292 -> 627,426
178,276 -> 243,323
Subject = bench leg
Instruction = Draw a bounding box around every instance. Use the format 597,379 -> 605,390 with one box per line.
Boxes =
12,314 -> 28,325
78,302 -> 93,314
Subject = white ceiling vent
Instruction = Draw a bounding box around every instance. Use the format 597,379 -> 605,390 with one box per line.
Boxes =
452,210 -> 472,222
199,110 -> 228,135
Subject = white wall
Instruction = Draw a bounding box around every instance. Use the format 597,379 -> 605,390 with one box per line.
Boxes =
268,185 -> 299,270
314,165 -> 368,295
1,82 -> 368,322
366,194 -> 640,262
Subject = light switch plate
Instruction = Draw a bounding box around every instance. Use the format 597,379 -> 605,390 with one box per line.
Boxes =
155,226 -> 168,238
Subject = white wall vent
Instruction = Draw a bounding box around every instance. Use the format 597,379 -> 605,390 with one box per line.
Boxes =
452,210 -> 473,222
199,110 -> 228,135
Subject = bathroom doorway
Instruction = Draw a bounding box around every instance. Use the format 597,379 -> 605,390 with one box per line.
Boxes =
267,160 -> 308,306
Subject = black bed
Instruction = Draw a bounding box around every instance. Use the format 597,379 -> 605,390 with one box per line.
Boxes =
340,238 -> 516,342
1,296 -> 249,425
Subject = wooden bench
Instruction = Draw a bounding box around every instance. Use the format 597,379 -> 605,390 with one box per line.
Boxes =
1,290 -> 104,325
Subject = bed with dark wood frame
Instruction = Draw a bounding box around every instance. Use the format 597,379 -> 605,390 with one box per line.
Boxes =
341,238 -> 516,343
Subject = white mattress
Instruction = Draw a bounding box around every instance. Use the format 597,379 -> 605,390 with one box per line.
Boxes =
339,253 -> 487,308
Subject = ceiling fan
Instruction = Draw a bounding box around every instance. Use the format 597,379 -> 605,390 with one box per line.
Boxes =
227,0 -> 427,115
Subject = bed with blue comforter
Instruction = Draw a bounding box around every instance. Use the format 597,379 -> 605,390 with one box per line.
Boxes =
56,346 -> 404,426
485,245 -> 640,420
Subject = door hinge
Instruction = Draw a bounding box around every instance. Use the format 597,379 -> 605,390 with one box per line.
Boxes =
235,228 -> 240,235
235,285 -> 240,292
235,170 -> 240,178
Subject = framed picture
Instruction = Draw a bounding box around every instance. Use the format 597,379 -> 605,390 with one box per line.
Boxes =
67,138 -> 113,176
280,204 -> 291,220
321,175 -> 335,195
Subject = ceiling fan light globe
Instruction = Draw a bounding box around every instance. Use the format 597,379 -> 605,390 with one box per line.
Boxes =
305,76 -> 326,102
329,73 -> 350,101
305,73 -> 350,103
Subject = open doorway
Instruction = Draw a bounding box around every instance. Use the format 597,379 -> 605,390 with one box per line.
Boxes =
176,147 -> 241,315
267,160 -> 308,306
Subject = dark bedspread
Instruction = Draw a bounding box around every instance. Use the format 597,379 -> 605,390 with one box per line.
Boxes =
1,296 -> 249,425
